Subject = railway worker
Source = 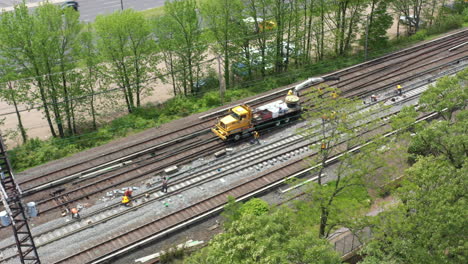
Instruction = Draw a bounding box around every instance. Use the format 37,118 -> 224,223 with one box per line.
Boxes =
317,86 -> 324,98
71,207 -> 80,220
124,188 -> 133,198
122,195 -> 131,207
321,141 -> 327,152
253,131 -> 260,144
161,177 -> 169,193
317,86 -> 324,94
331,91 -> 339,99
396,85 -> 403,96
371,94 -> 377,102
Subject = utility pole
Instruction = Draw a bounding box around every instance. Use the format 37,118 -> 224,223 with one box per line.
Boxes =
364,15 -> 370,61
120,0 -> 124,10
0,135 -> 40,264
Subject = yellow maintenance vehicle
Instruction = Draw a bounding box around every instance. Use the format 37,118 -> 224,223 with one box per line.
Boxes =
212,76 -> 339,140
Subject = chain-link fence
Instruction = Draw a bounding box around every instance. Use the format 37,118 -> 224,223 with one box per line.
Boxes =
334,227 -> 372,257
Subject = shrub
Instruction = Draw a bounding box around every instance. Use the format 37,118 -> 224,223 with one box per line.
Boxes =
409,29 -> 428,41
239,198 -> 270,216
202,91 -> 221,107
159,245 -> 185,263
427,14 -> 464,35
9,138 -> 80,171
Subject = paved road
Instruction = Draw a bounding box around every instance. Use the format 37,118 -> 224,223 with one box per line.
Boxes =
78,0 -> 165,22
0,0 -> 166,22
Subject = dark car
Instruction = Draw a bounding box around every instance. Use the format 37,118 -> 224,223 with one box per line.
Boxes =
61,1 -> 79,11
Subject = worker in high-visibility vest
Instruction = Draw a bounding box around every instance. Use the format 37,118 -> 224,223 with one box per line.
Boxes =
253,131 -> 260,144
71,207 -> 80,220
331,91 -> 339,99
122,195 -> 131,207
321,141 -> 327,151
396,85 -> 402,95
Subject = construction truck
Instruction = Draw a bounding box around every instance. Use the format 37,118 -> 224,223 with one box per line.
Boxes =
212,76 -> 339,141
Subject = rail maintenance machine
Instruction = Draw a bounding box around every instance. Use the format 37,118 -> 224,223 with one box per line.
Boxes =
212,76 -> 339,141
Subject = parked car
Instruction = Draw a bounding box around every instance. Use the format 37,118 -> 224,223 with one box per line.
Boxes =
399,15 -> 425,27
61,1 -> 79,11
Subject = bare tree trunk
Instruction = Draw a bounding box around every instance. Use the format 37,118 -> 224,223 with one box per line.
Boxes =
8,82 -> 27,144
35,75 -> 57,138
61,71 -> 73,136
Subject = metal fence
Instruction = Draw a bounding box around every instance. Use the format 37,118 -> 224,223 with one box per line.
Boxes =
334,227 -> 372,257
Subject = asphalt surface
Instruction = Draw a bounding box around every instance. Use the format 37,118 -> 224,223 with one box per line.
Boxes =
0,0 -> 166,22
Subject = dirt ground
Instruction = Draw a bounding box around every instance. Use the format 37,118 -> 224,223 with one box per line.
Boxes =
0,13 -> 407,148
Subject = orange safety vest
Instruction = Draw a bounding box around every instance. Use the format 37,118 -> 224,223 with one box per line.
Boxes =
71,208 -> 78,214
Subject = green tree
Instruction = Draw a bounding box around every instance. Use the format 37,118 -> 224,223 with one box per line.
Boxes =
0,2 -> 57,137
200,0 -> 244,89
79,23 -> 102,130
361,157 -> 467,264
419,68 -> 468,121
152,15 -> 181,96
391,0 -> 428,34
328,0 -> 366,55
0,2 -> 84,138
408,110 -> 468,168
0,61 -> 28,143
187,208 -> 341,264
95,9 -> 154,113
301,86 -> 388,238
362,0 -> 393,49
245,0 -> 273,77
32,3 -> 82,137
164,0 -> 206,95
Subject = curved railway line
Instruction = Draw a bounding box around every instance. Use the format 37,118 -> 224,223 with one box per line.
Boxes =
0,29 -> 466,263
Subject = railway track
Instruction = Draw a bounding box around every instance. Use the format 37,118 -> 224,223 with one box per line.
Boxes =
1,61 -> 465,262
0,25 -> 464,235
51,104 -> 444,264
16,29 -> 467,197
0,29 -> 465,263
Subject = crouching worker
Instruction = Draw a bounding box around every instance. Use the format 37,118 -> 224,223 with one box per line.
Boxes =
122,195 -> 131,207
71,207 -> 80,220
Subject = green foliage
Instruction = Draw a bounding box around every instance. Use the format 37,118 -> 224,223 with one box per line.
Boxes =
163,0 -> 206,96
361,70 -> 468,263
95,9 -> 155,112
361,0 -> 393,49
187,208 -> 341,264
361,157 -> 467,264
200,91 -> 222,108
408,110 -> 468,168
221,197 -> 269,229
239,198 -> 270,217
390,106 -> 419,131
8,138 -> 79,171
427,14 -> 465,35
419,68 -> 468,121
159,245 -> 186,263
409,29 -> 428,41
5,0 -> 463,173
